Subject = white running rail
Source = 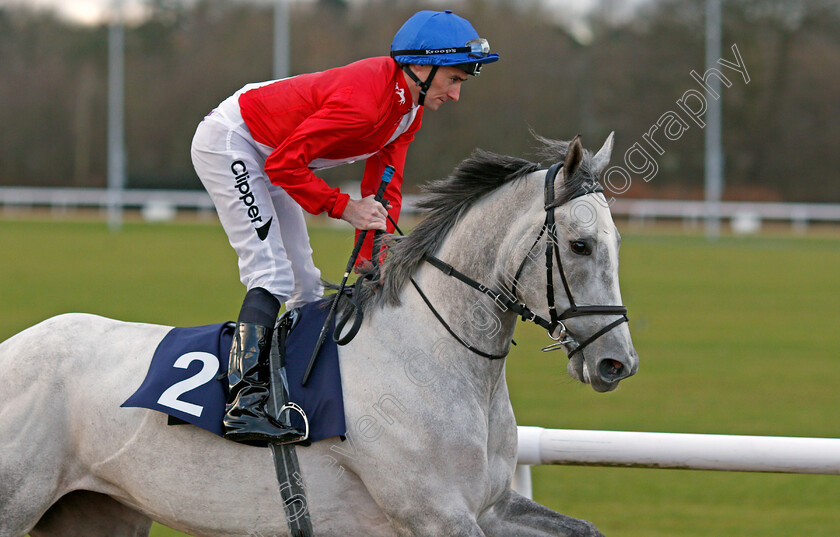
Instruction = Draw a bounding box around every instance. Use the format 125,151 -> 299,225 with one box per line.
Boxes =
513,426 -> 840,499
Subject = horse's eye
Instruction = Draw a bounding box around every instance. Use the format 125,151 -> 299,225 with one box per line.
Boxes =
570,240 -> 591,256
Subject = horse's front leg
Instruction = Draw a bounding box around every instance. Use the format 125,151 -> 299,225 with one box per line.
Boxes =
478,489 -> 605,537
386,511 -> 486,537
335,417 -> 491,537
348,448 -> 488,537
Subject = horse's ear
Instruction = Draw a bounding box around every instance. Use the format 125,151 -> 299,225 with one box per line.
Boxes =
590,131 -> 615,177
563,134 -> 584,178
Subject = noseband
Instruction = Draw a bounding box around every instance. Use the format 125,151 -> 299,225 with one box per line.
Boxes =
411,162 -> 629,360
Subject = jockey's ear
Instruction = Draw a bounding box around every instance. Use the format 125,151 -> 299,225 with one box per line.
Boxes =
563,134 -> 584,179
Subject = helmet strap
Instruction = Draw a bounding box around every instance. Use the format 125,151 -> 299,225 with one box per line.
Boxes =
402,65 -> 439,107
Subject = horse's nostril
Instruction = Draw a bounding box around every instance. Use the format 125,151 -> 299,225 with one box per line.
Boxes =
597,358 -> 625,381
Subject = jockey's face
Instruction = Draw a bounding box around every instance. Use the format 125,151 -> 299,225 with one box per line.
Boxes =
405,65 -> 468,111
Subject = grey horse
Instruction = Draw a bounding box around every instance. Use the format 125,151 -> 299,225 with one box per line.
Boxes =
0,134 -> 637,537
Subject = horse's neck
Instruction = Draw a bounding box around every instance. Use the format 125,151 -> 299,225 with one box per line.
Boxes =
408,179 -> 532,383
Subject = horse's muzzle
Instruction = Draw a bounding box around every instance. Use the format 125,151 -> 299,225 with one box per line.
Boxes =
570,352 -> 637,392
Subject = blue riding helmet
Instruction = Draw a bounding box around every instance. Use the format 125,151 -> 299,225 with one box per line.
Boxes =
390,10 -> 499,106
390,10 -> 499,76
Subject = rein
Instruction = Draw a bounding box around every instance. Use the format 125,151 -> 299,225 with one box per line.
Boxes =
411,162 -> 629,360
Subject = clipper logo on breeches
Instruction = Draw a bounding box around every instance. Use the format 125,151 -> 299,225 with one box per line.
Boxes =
231,160 -> 273,241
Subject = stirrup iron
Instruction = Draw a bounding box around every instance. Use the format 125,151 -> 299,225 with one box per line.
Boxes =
275,402 -> 309,443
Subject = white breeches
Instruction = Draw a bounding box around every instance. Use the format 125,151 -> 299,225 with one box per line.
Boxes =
191,110 -> 322,310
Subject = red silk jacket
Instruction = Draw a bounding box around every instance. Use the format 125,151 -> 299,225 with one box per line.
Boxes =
239,57 -> 422,261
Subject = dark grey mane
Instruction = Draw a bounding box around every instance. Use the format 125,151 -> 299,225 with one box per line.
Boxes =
342,136 -> 600,313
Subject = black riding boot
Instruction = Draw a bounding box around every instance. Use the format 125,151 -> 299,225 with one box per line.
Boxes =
223,322 -> 307,444
223,287 -> 306,445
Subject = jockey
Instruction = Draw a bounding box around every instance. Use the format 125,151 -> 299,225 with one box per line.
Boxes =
191,10 -> 499,445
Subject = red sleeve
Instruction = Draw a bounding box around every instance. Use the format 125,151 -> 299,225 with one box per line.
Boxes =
354,111 -> 422,265
263,88 -> 376,218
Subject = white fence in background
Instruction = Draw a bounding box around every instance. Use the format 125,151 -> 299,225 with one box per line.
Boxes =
2,188 -> 840,230
0,187 -> 215,213
610,198 -> 840,231
511,426 -> 840,499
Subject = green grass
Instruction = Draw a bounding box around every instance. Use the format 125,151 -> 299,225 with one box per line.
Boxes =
4,217 -> 839,536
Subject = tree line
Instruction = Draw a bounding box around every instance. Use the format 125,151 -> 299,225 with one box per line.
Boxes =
1,0 -> 838,202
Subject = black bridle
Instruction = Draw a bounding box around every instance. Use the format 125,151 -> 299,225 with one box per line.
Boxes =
410,162 -> 629,360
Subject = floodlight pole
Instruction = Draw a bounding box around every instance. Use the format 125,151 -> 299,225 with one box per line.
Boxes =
704,0 -> 723,239
273,0 -> 290,79
107,0 -> 126,231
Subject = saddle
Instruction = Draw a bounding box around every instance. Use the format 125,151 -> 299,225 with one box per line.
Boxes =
121,298 -> 348,443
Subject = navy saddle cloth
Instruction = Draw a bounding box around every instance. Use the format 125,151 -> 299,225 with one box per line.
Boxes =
122,299 -> 346,443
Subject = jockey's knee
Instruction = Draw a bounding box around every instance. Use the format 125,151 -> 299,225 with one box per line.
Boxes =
242,265 -> 323,313
242,268 -> 293,304
286,274 -> 324,310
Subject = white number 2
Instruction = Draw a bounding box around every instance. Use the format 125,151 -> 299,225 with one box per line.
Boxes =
157,352 -> 220,417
